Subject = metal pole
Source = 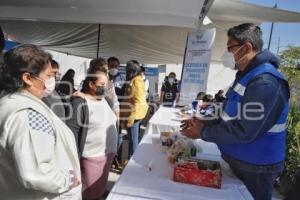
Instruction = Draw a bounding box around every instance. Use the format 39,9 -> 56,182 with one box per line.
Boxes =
198,0 -> 214,24
267,3 -> 277,50
276,36 -> 281,55
96,24 -> 101,58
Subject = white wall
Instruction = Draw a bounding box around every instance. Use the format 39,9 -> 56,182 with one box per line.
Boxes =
47,50 -> 90,89
165,64 -> 183,80
206,62 -> 236,95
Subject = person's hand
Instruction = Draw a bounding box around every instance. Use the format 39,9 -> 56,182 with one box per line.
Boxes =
180,118 -> 204,139
126,120 -> 134,128
179,112 -> 191,119
72,176 -> 80,188
180,117 -> 194,129
69,170 -> 80,188
172,102 -> 176,108
72,91 -> 85,98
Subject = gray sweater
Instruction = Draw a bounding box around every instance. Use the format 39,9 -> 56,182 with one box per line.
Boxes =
66,97 -> 89,157
42,90 -> 66,121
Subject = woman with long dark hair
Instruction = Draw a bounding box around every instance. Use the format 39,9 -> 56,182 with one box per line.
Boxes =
57,68 -> 76,96
120,60 -> 148,158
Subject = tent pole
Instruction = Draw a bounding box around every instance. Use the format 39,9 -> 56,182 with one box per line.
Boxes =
267,21 -> 275,50
267,3 -> 277,51
198,0 -> 214,25
179,0 -> 213,86
97,24 -> 101,58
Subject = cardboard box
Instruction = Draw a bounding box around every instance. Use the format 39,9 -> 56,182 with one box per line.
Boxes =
173,158 -> 222,189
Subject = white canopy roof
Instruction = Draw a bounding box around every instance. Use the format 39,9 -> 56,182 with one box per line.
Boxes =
0,0 -> 205,28
0,21 -> 190,64
1,0 -> 300,64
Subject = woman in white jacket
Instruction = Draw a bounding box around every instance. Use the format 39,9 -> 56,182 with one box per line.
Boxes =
0,44 -> 81,200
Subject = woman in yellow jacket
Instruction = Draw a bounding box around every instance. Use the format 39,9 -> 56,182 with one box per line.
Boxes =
120,60 -> 148,158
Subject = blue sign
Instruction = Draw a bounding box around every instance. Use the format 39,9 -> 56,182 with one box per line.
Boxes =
4,40 -> 19,51
119,65 -> 158,77
145,67 -> 158,76
179,28 -> 216,105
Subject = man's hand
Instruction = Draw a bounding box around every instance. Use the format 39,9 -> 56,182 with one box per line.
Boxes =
180,118 -> 204,139
180,118 -> 194,129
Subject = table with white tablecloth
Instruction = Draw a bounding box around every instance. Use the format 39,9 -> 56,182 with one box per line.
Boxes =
107,107 -> 253,200
145,106 -> 182,134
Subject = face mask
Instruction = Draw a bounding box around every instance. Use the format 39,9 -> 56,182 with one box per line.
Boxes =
221,45 -> 245,70
109,68 -> 118,76
35,77 -> 56,97
95,85 -> 107,97
168,78 -> 175,84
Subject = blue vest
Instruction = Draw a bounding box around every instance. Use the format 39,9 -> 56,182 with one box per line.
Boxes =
219,63 -> 289,165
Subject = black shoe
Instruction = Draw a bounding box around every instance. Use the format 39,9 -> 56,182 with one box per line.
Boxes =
110,157 -> 123,174
102,189 -> 110,199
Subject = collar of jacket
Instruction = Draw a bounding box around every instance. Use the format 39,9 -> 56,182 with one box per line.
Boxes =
235,49 -> 280,82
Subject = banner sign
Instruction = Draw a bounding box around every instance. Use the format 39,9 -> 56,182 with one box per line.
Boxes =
178,28 -> 216,106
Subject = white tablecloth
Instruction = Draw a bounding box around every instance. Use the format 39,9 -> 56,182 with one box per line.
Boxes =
145,107 -> 182,134
107,133 -> 254,200
107,107 -> 253,199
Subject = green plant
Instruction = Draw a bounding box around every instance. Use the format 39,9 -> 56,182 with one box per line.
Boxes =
280,46 -> 300,103
279,46 -> 300,183
280,46 -> 300,69
285,105 -> 300,181
281,67 -> 300,106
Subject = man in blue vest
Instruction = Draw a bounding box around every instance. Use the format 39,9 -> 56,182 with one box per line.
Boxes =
181,23 -> 290,200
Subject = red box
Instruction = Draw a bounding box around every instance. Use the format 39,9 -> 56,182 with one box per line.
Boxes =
173,159 -> 222,189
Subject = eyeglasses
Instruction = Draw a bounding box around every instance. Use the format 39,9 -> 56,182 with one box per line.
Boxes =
227,44 -> 241,51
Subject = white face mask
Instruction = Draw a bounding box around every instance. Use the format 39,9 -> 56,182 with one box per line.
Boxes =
221,45 -> 244,70
109,68 -> 118,76
221,51 -> 236,70
168,78 -> 175,84
36,77 -> 56,97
